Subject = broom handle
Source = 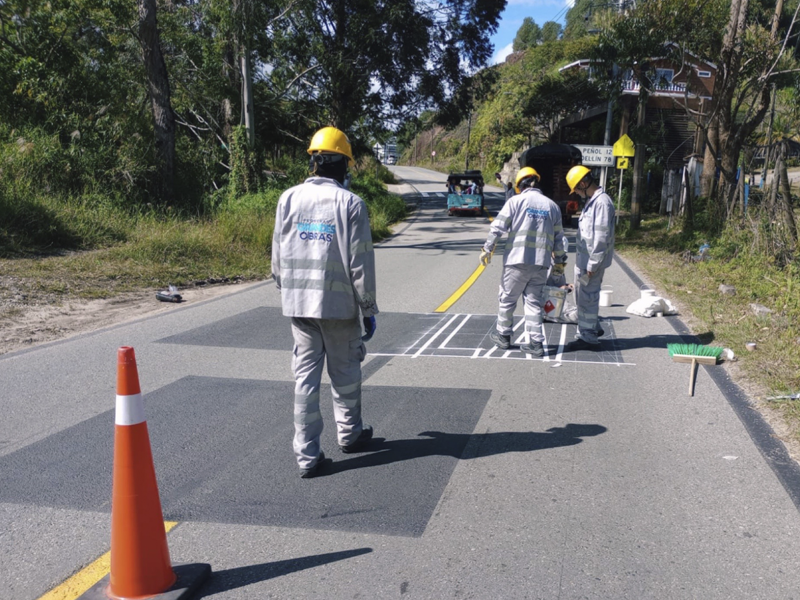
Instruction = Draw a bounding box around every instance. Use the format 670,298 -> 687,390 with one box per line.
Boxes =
689,357 -> 697,396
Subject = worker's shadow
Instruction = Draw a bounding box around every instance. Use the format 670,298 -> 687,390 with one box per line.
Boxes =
322,423 -> 607,476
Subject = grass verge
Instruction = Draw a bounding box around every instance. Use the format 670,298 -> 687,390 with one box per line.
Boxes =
617,214 -> 800,447
0,170 -> 408,308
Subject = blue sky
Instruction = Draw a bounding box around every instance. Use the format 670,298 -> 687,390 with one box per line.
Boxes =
490,0 -> 575,64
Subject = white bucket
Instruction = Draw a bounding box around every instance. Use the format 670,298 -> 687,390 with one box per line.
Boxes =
599,289 -> 613,307
543,286 -> 567,319
640,288 -> 656,300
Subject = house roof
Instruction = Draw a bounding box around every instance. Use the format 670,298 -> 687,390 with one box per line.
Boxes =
558,44 -> 717,73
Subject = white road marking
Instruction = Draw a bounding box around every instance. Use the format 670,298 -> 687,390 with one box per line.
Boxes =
413,313 -> 460,358
555,323 -> 568,363
439,314 -> 471,349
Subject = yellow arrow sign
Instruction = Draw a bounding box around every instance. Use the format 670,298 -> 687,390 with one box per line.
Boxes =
616,157 -> 629,170
613,134 -> 636,157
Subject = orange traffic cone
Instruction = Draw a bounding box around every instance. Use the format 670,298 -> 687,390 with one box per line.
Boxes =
78,347 -> 209,600
109,346 -> 176,598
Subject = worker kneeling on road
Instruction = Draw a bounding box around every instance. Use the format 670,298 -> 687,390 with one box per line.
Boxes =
480,167 -> 568,357
565,165 -> 615,352
272,126 -> 378,479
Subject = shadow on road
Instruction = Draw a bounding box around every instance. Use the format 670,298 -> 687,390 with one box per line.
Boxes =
196,548 -> 373,597
321,423 -> 607,476
607,331 -> 706,352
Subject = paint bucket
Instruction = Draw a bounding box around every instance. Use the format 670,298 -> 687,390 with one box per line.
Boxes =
543,286 -> 567,319
599,288 -> 613,307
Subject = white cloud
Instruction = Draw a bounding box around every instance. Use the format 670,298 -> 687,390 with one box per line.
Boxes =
492,42 -> 515,65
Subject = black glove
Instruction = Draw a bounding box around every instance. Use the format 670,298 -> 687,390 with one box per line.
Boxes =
362,316 -> 377,341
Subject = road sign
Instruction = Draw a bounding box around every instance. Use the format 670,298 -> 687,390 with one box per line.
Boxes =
572,145 -> 614,167
617,157 -> 629,169
613,134 -> 635,157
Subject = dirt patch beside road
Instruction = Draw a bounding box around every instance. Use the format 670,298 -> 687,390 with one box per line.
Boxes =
0,279 -> 263,356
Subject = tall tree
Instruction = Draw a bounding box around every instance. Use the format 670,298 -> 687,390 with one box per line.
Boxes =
564,0 -> 594,40
138,0 -> 175,203
541,21 -> 563,43
595,0 -> 800,226
270,0 -> 506,132
513,17 -> 541,51
702,0 -> 800,219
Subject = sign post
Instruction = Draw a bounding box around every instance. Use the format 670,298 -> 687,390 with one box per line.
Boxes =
612,135 -> 636,222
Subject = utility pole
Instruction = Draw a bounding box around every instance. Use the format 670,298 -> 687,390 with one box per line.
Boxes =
600,64 -> 619,189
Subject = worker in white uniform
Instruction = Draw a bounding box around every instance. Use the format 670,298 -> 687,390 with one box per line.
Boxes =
480,167 -> 568,357
565,165 -> 615,351
272,126 -> 378,478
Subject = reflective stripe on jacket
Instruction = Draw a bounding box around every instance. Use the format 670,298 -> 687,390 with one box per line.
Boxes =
576,187 -> 615,272
271,176 -> 378,319
483,188 -> 567,268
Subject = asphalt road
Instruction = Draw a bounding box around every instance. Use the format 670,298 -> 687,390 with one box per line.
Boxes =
3,165 -> 800,599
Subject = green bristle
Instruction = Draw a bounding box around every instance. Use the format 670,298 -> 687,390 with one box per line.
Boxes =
667,343 -> 724,358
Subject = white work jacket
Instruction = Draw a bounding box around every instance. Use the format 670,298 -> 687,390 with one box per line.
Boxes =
575,187 -> 615,272
271,176 -> 378,319
483,187 -> 567,268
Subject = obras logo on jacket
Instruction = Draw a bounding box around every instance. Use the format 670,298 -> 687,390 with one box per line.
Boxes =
296,215 -> 335,242
526,207 -> 549,220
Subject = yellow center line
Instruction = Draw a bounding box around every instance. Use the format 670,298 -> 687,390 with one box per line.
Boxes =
433,210 -> 494,313
37,521 -> 179,600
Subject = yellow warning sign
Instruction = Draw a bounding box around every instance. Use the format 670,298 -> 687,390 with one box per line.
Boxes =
612,134 -> 636,157
616,157 -> 629,170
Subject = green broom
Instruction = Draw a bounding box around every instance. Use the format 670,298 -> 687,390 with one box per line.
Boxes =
667,343 -> 724,396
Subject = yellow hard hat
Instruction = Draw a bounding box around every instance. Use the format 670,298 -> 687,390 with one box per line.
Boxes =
514,166 -> 540,193
566,165 -> 592,194
307,127 -> 354,165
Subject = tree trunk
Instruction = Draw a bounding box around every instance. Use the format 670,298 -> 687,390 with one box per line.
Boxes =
630,98 -> 646,229
779,141 -> 799,246
701,117 -> 718,197
240,47 -> 255,147
768,147 -> 781,219
138,0 -> 175,204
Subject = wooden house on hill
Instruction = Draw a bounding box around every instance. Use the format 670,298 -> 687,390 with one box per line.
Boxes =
557,48 -> 717,170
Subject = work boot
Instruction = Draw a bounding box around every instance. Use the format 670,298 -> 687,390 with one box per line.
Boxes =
519,340 -> 544,357
489,330 -> 511,350
596,325 -> 605,337
340,425 -> 374,454
300,452 -> 326,479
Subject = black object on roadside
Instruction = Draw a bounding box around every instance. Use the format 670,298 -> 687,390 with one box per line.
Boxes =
156,284 -> 182,303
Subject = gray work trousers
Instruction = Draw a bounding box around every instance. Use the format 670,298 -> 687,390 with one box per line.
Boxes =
290,317 -> 366,469
496,263 -> 548,343
573,264 -> 607,343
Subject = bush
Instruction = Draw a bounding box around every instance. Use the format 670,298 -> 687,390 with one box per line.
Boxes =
350,170 -> 407,239
0,186 -> 131,257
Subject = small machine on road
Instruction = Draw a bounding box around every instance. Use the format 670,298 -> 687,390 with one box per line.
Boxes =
446,170 -> 484,216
